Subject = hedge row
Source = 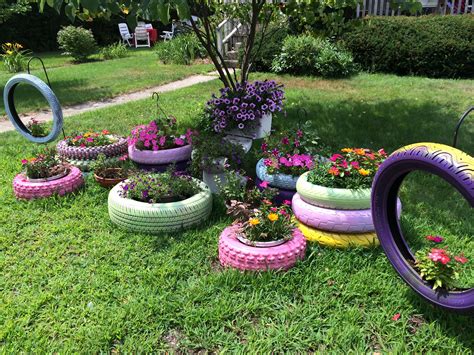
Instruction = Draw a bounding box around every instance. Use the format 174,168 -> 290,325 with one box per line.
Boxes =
343,15 -> 474,78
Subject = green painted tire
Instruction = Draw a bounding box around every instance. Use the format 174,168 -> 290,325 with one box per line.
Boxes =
296,171 -> 371,210
66,156 -> 121,172
108,178 -> 212,234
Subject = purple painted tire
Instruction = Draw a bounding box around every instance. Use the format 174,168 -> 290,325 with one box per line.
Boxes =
218,224 -> 306,271
372,143 -> 474,314
128,143 -> 192,165
256,177 -> 295,205
57,136 -> 127,160
13,166 -> 84,200
293,193 -> 402,233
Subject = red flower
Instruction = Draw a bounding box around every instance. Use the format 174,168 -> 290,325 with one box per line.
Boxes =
426,235 -> 443,243
454,255 -> 468,264
428,248 -> 450,265
102,129 -> 110,135
392,313 -> 401,321
283,200 -> 292,206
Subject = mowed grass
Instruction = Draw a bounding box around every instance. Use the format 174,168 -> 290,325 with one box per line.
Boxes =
0,73 -> 473,352
0,50 -> 213,116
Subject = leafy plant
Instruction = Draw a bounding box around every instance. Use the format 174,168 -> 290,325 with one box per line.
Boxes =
26,119 -> 47,137
119,168 -> 201,203
272,34 -> 357,77
307,148 -> 387,189
343,15 -> 474,78
21,147 -> 65,179
1,42 -> 31,72
91,153 -> 133,178
155,33 -> 206,65
65,130 -> 116,147
242,200 -> 294,242
57,26 -> 97,62
414,235 -> 469,290
100,42 -> 128,60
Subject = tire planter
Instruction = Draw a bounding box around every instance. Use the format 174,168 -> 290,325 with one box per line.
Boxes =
57,136 -> 127,160
135,159 -> 190,174
65,155 -> 121,172
128,143 -> 192,165
372,142 -> 474,314
255,177 -> 296,205
296,171 -> 371,210
218,224 -> 306,271
3,74 -> 63,143
13,166 -> 83,200
297,221 -> 378,248
292,193 -> 402,233
256,158 -> 299,190
108,178 -> 212,234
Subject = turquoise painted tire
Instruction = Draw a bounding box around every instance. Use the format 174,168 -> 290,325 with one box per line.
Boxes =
256,158 -> 299,190
3,74 -> 63,143
296,171 -> 371,210
108,178 -> 212,234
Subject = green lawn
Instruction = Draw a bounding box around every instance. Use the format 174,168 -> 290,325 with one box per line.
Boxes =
0,50 -> 214,116
0,73 -> 473,352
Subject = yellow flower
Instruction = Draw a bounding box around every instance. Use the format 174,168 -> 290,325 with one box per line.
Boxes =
354,148 -> 366,155
341,148 -> 353,153
16,43 -> 23,49
6,50 -> 13,55
249,218 -> 260,226
358,168 -> 371,176
84,132 -> 91,138
122,7 -> 129,14
267,213 -> 278,222
5,43 -> 12,47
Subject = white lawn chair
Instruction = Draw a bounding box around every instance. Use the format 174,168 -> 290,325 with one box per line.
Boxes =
160,22 -> 176,41
134,26 -> 151,48
118,23 -> 133,47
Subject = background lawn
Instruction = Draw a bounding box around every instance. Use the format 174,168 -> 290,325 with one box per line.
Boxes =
0,73 -> 473,352
0,50 -> 214,116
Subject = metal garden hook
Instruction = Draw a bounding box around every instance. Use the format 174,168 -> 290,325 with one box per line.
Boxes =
453,106 -> 473,148
152,92 -> 169,118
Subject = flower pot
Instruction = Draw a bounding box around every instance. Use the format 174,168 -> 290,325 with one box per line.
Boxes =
94,168 -> 127,188
223,135 -> 253,153
128,143 -> 192,165
13,166 -> 84,200
202,169 -> 247,194
24,168 -> 69,183
108,178 -> 212,234
236,233 -> 288,247
296,171 -> 371,210
218,224 -> 306,271
226,113 -> 272,139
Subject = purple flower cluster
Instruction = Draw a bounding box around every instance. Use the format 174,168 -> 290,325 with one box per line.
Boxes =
206,80 -> 285,133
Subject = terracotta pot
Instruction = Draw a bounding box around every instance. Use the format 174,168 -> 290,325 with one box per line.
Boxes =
94,168 -> 127,188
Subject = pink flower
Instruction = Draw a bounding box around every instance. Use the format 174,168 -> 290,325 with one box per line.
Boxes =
159,136 -> 166,146
80,144 -> 86,148
261,142 -> 268,152
454,255 -> 468,264
350,161 -> 360,169
279,156 -> 292,167
21,159 -> 28,165
283,200 -> 291,206
271,207 -> 278,212
75,135 -> 83,140
119,154 -> 128,161
174,137 -> 185,146
264,158 -> 274,167
271,148 -> 279,156
428,248 -> 450,265
329,154 -> 343,162
294,140 -> 300,147
378,148 -> 386,156
426,235 -> 443,243
281,137 -> 289,145
340,160 -> 348,169
392,313 -> 401,321
296,129 -> 303,138
259,180 -> 269,189
86,137 -> 94,142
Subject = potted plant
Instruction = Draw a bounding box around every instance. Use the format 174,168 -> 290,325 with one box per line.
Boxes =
13,147 -> 84,199
293,148 -> 390,248
57,129 -> 128,171
108,168 -> 212,234
128,117 -> 195,172
206,80 -> 285,139
191,133 -> 245,193
218,200 -> 307,271
92,153 -> 134,188
256,122 -> 326,203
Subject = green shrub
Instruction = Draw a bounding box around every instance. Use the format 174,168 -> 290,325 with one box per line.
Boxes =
100,42 -> 128,60
343,15 -> 474,78
155,34 -> 206,65
272,34 -> 357,77
57,26 -> 97,62
247,21 -> 289,72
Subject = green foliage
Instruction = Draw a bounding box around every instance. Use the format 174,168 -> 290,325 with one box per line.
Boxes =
343,15 -> 474,78
155,33 -> 205,65
100,42 -> 128,60
272,34 -> 357,78
21,147 -> 61,179
0,0 -> 31,23
26,119 -> 47,137
57,25 -> 97,62
1,42 -> 30,72
91,153 -> 132,178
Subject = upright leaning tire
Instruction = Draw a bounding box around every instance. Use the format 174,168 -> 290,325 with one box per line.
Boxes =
372,142 -> 474,314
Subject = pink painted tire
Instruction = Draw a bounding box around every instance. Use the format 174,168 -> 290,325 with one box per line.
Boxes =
292,193 -> 402,233
13,167 -> 84,200
57,136 -> 127,160
128,143 -> 192,165
218,225 -> 307,271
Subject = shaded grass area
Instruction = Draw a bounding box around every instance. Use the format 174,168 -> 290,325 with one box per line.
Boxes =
0,73 -> 473,352
0,50 -> 213,116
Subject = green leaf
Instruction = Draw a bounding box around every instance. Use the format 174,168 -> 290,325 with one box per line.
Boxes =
39,0 -> 46,12
81,0 -> 99,12
64,2 -> 76,21
175,0 -> 190,20
126,14 -> 137,29
156,0 -> 170,24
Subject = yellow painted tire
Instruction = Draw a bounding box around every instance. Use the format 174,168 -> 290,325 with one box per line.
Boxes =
297,221 -> 379,248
